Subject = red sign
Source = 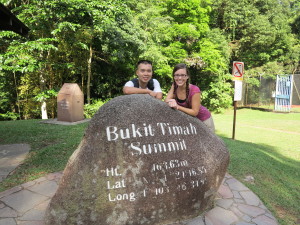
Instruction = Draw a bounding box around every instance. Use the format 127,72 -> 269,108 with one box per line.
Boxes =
232,61 -> 244,78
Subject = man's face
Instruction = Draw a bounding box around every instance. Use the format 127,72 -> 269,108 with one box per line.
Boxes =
136,63 -> 153,83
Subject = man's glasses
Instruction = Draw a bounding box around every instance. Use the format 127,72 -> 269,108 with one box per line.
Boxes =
174,74 -> 188,78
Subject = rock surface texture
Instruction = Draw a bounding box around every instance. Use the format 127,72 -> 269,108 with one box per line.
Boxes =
45,94 -> 230,225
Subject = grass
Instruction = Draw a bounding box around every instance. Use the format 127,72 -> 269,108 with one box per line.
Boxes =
239,104 -> 300,113
0,109 -> 299,225
0,119 -> 88,190
213,108 -> 300,225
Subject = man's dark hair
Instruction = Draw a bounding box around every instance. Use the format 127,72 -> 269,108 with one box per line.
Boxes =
137,60 -> 152,68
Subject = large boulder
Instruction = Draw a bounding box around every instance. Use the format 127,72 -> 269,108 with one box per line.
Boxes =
45,94 -> 229,225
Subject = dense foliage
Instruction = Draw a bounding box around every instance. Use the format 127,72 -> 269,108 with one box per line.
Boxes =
0,0 -> 299,119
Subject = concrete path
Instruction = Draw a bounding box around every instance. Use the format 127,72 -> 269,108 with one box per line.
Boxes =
39,118 -> 90,126
0,172 -> 279,225
0,144 -> 30,182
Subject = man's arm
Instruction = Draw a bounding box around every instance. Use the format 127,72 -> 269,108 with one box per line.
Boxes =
155,92 -> 163,100
123,79 -> 162,99
123,80 -> 151,95
123,86 -> 162,99
123,86 -> 152,95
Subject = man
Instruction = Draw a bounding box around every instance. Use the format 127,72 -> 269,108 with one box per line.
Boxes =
123,60 -> 163,100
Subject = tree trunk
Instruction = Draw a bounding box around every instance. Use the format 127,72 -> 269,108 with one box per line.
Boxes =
13,72 -> 22,119
87,45 -> 93,104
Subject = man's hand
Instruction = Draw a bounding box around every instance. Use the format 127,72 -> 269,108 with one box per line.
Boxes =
149,91 -> 163,100
149,91 -> 157,97
166,99 -> 178,109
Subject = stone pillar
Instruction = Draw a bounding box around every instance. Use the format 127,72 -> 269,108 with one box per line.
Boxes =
57,83 -> 84,122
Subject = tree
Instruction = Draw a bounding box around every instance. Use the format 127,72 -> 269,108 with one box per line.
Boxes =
211,0 -> 295,68
210,0 -> 298,109
0,0 -> 146,118
2,0 -> 297,119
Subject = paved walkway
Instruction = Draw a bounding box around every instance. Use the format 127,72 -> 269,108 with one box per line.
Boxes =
39,118 -> 90,126
0,144 -> 30,182
0,172 -> 279,225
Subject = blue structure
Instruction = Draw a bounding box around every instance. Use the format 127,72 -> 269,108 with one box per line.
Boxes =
275,75 -> 293,112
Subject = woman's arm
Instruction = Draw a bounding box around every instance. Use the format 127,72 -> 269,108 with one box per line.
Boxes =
164,84 -> 175,102
177,93 -> 201,117
165,84 -> 201,117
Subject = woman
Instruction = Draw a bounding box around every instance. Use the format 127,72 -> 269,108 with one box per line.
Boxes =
165,63 -> 215,133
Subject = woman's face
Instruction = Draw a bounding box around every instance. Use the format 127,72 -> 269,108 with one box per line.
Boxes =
174,68 -> 189,87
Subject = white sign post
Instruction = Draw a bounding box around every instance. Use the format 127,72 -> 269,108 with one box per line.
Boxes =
232,61 -> 244,140
234,80 -> 243,101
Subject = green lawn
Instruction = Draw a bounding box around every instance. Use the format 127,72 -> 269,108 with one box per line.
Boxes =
213,108 -> 300,225
0,109 -> 299,225
0,120 -> 88,189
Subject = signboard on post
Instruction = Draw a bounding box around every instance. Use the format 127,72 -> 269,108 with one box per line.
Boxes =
232,61 -> 244,140
234,80 -> 243,101
232,61 -> 244,101
232,61 -> 244,81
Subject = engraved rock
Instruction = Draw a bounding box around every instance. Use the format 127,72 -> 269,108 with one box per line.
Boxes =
45,94 -> 230,225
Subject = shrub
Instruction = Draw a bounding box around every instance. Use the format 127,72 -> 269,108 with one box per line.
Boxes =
84,99 -> 111,118
0,112 -> 19,120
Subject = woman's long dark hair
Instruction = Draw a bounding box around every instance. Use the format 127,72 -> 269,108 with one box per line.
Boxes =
172,63 -> 190,104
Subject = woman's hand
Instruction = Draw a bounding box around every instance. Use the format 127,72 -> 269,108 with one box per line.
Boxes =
166,99 -> 178,109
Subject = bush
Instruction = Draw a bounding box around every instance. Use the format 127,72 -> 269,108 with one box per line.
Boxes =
0,112 -> 19,120
201,74 -> 233,113
84,99 -> 111,118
